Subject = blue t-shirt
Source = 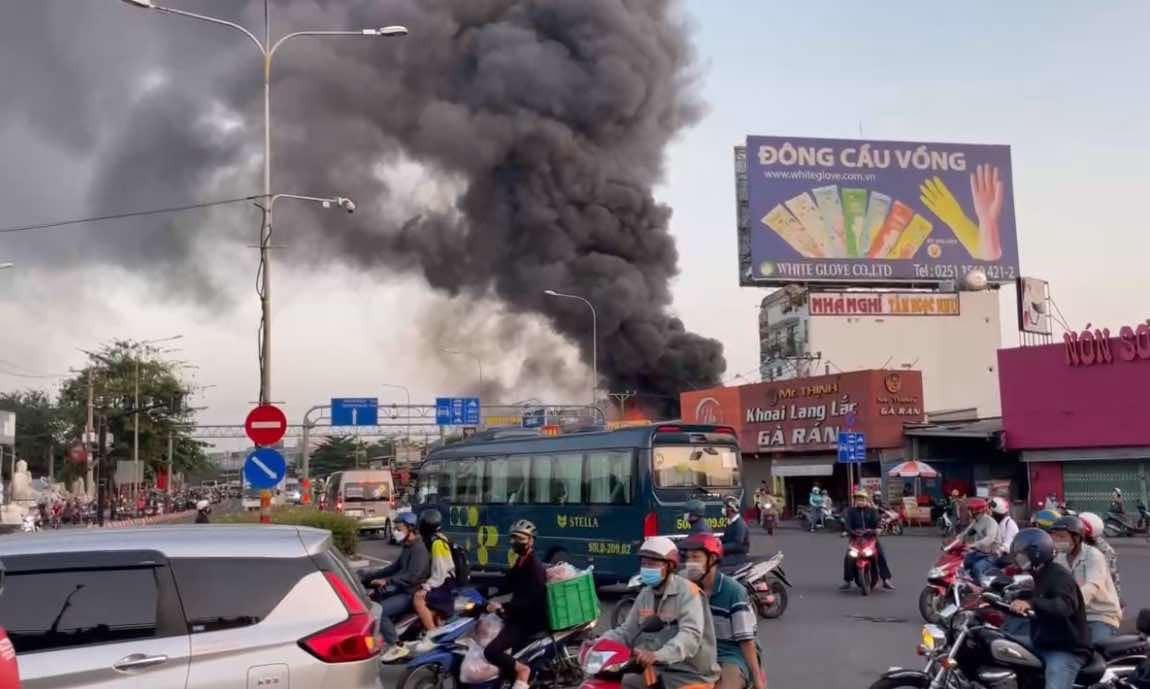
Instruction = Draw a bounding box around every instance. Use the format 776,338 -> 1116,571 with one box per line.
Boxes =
709,573 -> 757,664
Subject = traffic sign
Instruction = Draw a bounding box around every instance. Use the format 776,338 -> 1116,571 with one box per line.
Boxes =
331,398 -> 379,426
837,431 -> 866,463
436,397 -> 481,426
522,407 -> 546,429
245,404 -> 287,446
243,448 -> 287,490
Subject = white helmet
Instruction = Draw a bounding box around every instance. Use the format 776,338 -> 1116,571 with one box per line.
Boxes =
1113,488 -> 1123,496
989,497 -> 1010,517
196,499 -> 209,511
1080,513 -> 1104,540
637,536 -> 680,567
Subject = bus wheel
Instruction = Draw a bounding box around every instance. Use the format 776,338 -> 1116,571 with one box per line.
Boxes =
546,548 -> 569,565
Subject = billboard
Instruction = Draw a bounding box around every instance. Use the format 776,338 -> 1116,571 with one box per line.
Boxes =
1016,277 -> 1051,335
745,136 -> 1019,286
808,291 -> 960,317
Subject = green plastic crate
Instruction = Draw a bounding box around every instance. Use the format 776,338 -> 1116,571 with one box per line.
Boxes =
546,572 -> 600,630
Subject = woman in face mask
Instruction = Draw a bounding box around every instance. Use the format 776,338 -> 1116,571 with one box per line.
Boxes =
682,535 -> 766,689
483,520 -> 548,689
1049,516 -> 1122,644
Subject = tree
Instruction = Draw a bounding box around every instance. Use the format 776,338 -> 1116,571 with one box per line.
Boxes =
0,389 -> 69,478
56,340 -> 206,482
308,435 -> 370,478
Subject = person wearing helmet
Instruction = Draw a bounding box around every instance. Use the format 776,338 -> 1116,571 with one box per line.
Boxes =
685,499 -> 711,535
1007,528 -> 1091,689
1032,508 -> 1061,530
960,498 -> 1000,581
840,488 -> 894,590
681,535 -> 765,689
1079,512 -> 1121,600
720,496 -> 750,568
600,536 -> 718,689
408,509 -> 456,644
1049,516 -> 1122,644
194,499 -> 211,524
365,511 -> 430,652
807,484 -> 825,532
483,520 -> 548,689
1110,488 -> 1125,515
990,497 -> 1019,554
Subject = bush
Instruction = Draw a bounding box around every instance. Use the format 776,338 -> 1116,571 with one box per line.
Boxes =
218,506 -> 360,556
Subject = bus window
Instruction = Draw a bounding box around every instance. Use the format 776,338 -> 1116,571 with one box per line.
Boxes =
587,450 -> 633,505
452,458 -> 484,504
417,461 -> 443,503
506,456 -> 530,504
531,453 -> 583,505
484,456 -> 509,503
653,445 -> 740,488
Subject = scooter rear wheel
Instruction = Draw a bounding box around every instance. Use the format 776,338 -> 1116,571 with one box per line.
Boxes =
396,663 -> 447,689
611,595 -> 636,628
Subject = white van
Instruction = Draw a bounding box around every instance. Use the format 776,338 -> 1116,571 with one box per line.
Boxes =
325,469 -> 395,538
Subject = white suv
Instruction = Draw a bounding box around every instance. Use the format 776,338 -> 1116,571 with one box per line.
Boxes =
0,525 -> 383,689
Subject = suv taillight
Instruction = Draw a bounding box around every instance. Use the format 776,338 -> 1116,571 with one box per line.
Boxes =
299,572 -> 380,663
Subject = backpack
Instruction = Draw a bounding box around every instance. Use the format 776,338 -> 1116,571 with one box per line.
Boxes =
436,534 -> 471,586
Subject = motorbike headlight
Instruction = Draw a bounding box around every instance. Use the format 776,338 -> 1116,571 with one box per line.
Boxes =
862,547 -> 875,557
583,651 -> 613,675
848,548 -> 859,558
920,624 -> 946,652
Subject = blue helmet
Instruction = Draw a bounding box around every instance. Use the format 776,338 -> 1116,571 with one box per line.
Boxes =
1010,528 -> 1055,571
685,499 -> 706,518
1031,509 -> 1060,530
396,512 -> 418,528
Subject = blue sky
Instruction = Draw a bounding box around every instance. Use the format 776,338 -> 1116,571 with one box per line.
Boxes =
665,1 -> 1150,380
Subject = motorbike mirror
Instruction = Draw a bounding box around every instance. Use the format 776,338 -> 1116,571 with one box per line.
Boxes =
988,575 -> 1013,591
1137,609 -> 1150,636
640,616 -> 667,634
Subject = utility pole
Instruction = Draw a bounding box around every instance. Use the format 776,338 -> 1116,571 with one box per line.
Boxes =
608,390 -> 637,419
86,369 -> 96,498
166,431 -> 174,497
96,414 -> 107,526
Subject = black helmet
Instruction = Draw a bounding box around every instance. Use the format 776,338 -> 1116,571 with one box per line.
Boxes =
685,499 -> 706,519
1010,527 -> 1055,571
418,508 -> 443,539
1050,515 -> 1084,539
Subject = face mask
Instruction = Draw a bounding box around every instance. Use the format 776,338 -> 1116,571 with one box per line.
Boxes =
1053,541 -> 1071,554
639,567 -> 665,587
683,562 -> 707,582
1014,553 -> 1032,571
393,528 -> 408,544
511,541 -> 529,555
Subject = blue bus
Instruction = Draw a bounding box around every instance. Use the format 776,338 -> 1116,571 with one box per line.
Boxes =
412,423 -> 743,583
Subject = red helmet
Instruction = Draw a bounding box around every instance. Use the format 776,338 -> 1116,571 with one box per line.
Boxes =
680,533 -> 724,561
967,498 -> 988,515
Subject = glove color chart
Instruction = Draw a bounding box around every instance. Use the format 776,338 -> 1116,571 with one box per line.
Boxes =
745,135 -> 1019,285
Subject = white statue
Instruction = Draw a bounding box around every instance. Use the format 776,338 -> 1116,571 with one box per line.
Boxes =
11,459 -> 36,501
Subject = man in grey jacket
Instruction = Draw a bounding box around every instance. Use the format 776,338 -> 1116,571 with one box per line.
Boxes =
362,512 -> 430,649
600,536 -> 719,689
961,498 -> 999,581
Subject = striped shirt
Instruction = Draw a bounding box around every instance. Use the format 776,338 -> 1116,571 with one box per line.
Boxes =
709,572 -> 757,661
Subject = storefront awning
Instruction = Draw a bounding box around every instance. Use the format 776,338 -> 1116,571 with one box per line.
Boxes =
771,455 -> 836,477
1020,447 -> 1150,463
904,417 -> 1002,440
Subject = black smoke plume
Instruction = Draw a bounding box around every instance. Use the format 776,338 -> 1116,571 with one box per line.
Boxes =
2,0 -> 726,411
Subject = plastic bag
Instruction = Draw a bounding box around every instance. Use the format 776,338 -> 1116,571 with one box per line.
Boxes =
475,613 -> 504,646
460,638 -> 500,684
546,562 -> 579,582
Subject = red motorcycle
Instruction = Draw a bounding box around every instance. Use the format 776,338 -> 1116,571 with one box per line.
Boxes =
846,530 -> 879,596
578,617 -> 666,689
919,539 -> 967,623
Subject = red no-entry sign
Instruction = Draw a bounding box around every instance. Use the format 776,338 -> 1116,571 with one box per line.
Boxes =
245,404 -> 287,446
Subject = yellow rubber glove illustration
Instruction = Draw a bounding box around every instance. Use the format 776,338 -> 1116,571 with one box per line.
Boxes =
919,176 -> 981,258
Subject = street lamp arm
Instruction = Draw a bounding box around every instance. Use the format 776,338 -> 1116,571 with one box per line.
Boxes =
269,29 -> 392,58
150,5 -> 266,56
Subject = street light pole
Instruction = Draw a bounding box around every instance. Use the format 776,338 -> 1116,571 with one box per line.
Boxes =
544,290 -> 599,405
380,383 -> 412,445
120,0 -> 407,405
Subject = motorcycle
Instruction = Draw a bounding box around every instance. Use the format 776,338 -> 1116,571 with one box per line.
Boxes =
870,581 -> 1149,689
798,503 -> 843,532
358,565 -> 486,647
20,513 -> 39,533
611,552 -> 791,627
919,539 -> 967,623
879,507 -> 905,536
382,588 -> 487,664
845,530 -> 880,596
937,510 -> 958,539
1105,500 -> 1150,538
578,615 -> 670,689
397,609 -> 591,689
759,502 -> 778,535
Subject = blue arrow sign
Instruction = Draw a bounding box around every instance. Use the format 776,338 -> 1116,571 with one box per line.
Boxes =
243,448 -> 287,490
837,432 -> 866,463
436,397 -> 481,426
331,398 -> 379,426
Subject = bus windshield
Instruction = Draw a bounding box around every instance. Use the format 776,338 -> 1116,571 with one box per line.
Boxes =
652,444 -> 740,488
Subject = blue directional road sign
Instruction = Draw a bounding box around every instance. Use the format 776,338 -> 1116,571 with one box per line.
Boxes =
522,407 -> 546,429
331,398 -> 379,427
436,397 -> 481,426
837,432 -> 866,463
243,448 -> 287,490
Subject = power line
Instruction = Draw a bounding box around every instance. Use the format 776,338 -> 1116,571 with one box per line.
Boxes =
0,195 -> 261,235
